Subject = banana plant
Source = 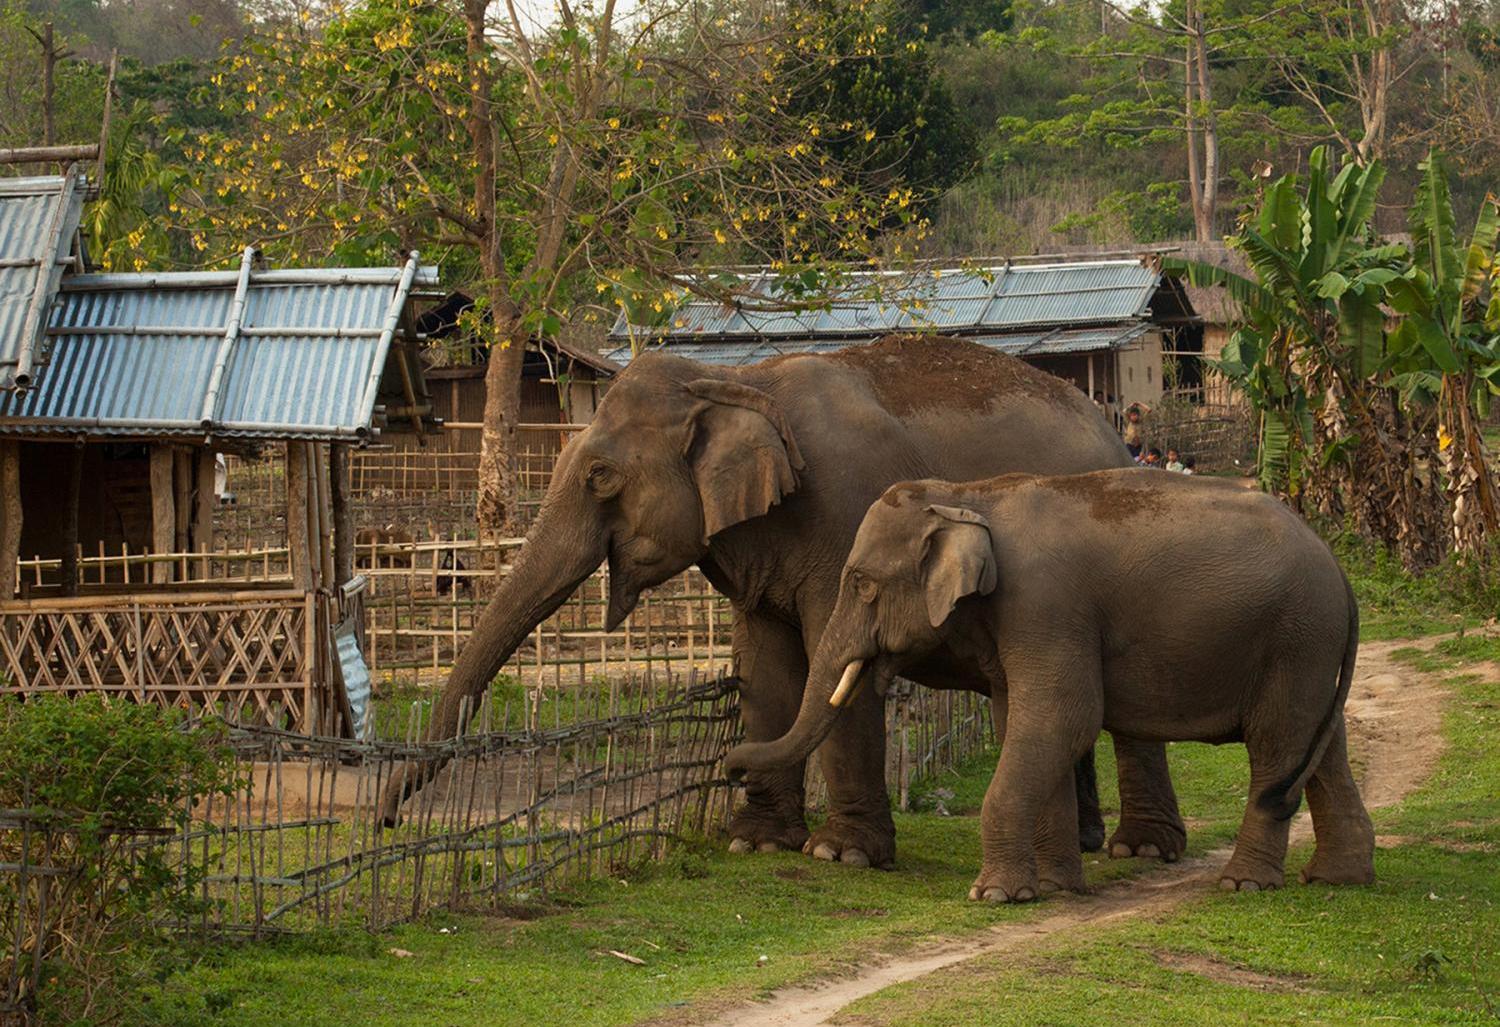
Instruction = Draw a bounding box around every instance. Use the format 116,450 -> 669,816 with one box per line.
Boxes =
1166,146 -> 1405,500
1382,151 -> 1500,555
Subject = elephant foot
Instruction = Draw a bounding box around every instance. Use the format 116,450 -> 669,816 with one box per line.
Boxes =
1299,849 -> 1375,886
968,867 -> 1039,903
727,804 -> 809,855
1107,816 -> 1187,863
1078,815 -> 1106,854
1035,855 -> 1087,895
1217,860 -> 1284,893
804,814 -> 897,870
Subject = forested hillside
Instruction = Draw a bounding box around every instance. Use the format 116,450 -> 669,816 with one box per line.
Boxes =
5,0 -> 1496,265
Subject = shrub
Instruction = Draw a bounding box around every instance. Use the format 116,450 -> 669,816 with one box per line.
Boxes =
0,697 -> 239,1024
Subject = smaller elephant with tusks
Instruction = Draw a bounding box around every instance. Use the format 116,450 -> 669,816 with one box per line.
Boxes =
725,469 -> 1376,901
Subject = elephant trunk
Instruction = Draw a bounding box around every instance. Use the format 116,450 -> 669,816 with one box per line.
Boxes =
381,501 -> 605,825
724,620 -> 875,778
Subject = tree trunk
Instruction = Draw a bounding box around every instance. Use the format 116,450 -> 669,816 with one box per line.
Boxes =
477,315 -> 527,541
1184,0 -> 1219,242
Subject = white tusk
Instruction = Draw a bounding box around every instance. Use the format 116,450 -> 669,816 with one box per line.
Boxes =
828,659 -> 866,707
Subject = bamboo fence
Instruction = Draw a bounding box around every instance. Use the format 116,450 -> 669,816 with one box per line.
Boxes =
2,670 -> 992,1018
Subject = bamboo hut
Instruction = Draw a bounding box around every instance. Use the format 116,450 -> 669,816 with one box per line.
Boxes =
0,176 -> 438,736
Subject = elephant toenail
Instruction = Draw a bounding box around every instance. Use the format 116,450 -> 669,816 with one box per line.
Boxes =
757,841 -> 782,854
840,848 -> 870,868
1038,879 -> 1060,894
983,888 -> 1006,902
1238,880 -> 1260,892
1137,844 -> 1160,859
1219,878 -> 1237,891
812,843 -> 839,862
1014,887 -> 1036,902
1110,843 -> 1134,859
728,838 -> 753,855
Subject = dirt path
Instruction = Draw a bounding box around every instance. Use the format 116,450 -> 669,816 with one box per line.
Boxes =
696,638 -> 1459,1027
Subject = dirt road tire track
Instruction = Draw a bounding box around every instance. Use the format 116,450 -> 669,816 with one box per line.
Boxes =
693,638 -> 1460,1027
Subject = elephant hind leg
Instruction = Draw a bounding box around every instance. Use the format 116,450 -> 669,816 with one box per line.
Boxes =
1299,719 -> 1375,885
1107,736 -> 1187,862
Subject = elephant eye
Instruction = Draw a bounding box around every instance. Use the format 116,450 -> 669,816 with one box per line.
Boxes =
851,572 -> 878,604
585,460 -> 622,499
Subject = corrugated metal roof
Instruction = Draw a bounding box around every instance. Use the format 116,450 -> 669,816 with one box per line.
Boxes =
607,260 -> 1162,343
0,252 -> 441,441
603,323 -> 1152,368
0,172 -> 88,390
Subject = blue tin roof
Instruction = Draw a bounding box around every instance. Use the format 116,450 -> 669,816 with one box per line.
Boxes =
604,323 -> 1152,368
607,260 -> 1163,344
0,251 -> 440,442
0,172 -> 88,390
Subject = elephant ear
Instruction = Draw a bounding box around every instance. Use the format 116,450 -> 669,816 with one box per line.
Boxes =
920,504 -> 997,629
684,379 -> 806,542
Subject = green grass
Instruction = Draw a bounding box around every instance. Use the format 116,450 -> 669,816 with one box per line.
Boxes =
838,638 -> 1500,1027
1337,537 -> 1500,641
141,736 -> 1256,1026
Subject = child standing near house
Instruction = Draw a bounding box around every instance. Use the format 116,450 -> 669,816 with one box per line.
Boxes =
1122,405 -> 1145,460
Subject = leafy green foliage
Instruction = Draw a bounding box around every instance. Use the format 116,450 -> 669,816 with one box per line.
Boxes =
0,697 -> 239,1022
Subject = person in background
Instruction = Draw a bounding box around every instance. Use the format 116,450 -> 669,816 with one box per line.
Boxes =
1183,456 -> 1197,475
1165,448 -> 1185,473
1122,405 -> 1145,460
1142,446 -> 1164,468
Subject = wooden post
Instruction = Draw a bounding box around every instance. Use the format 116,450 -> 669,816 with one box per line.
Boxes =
286,442 -> 315,592
61,444 -> 84,596
0,441 -> 21,599
1087,353 -> 1096,404
150,445 -> 175,583
314,443 -> 335,590
194,447 -> 215,572
173,448 -> 192,554
331,444 -> 353,587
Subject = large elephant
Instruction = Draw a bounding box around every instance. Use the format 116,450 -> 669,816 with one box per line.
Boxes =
380,335 -> 1187,867
725,471 -> 1377,899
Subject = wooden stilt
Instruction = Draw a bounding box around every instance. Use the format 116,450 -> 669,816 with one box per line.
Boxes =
173,448 -> 192,564
60,444 -> 84,596
0,441 -> 20,599
314,443 -> 334,590
286,441 -> 314,592
331,444 -> 353,587
194,447 -> 216,575
150,445 -> 175,583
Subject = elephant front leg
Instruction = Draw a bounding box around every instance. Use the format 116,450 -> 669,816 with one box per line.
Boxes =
972,671 -> 1099,902
1108,737 -> 1188,862
806,686 -> 896,868
727,612 -> 811,854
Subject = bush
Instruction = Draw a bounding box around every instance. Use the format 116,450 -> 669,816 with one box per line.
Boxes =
0,697 -> 239,1024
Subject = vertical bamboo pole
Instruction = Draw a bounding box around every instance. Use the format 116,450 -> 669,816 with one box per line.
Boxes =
150,444 -> 175,584
0,441 -> 22,599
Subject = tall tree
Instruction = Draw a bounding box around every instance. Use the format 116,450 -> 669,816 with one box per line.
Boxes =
180,0 -> 951,538
1000,0 -> 1302,242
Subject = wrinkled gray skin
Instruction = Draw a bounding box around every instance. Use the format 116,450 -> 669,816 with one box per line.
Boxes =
380,336 -> 1187,868
726,471 -> 1377,899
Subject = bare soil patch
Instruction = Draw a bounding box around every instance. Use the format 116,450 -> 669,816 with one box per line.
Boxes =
685,637 -> 1463,1027
1152,950 -> 1311,993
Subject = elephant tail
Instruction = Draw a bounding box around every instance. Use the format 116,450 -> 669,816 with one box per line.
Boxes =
1259,570 -> 1359,821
